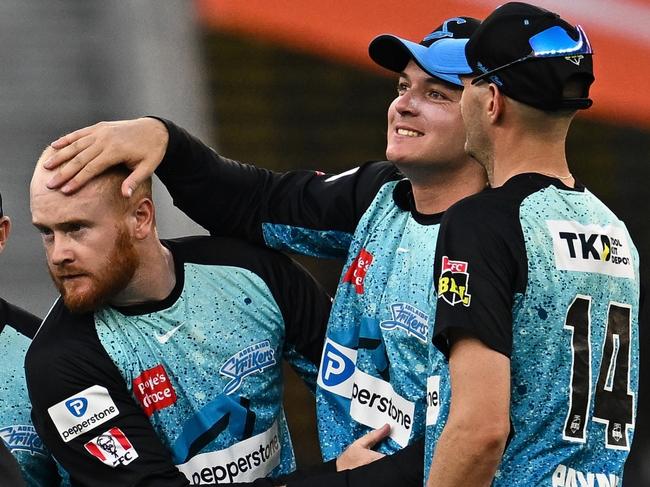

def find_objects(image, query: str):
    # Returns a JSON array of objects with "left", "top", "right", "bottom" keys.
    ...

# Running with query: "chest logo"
[
  {"left": 220, "top": 340, "right": 276, "bottom": 395},
  {"left": 132, "top": 364, "right": 177, "bottom": 416},
  {"left": 343, "top": 248, "right": 374, "bottom": 294},
  {"left": 380, "top": 303, "right": 429, "bottom": 342},
  {"left": 547, "top": 220, "right": 635, "bottom": 279},
  {"left": 155, "top": 322, "right": 186, "bottom": 344},
  {"left": 0, "top": 425, "right": 47, "bottom": 457},
  {"left": 438, "top": 256, "right": 472, "bottom": 307}
]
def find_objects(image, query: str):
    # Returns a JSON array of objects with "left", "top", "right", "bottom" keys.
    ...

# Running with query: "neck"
[
  {"left": 110, "top": 241, "right": 176, "bottom": 307},
  {"left": 489, "top": 127, "right": 573, "bottom": 188},
  {"left": 398, "top": 159, "right": 487, "bottom": 215}
]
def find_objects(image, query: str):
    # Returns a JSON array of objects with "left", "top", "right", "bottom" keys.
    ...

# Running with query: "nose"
[
  {"left": 394, "top": 90, "right": 420, "bottom": 116},
  {"left": 49, "top": 235, "right": 74, "bottom": 267}
]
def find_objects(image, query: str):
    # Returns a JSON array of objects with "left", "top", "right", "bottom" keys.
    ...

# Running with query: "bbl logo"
[{"left": 438, "top": 256, "right": 472, "bottom": 307}]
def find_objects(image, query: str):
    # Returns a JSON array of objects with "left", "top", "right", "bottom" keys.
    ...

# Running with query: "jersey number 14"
[{"left": 563, "top": 295, "right": 635, "bottom": 450}]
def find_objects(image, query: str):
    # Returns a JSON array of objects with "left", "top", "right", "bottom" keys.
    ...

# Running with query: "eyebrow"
[
  {"left": 398, "top": 72, "right": 449, "bottom": 88},
  {"left": 32, "top": 220, "right": 92, "bottom": 232}
]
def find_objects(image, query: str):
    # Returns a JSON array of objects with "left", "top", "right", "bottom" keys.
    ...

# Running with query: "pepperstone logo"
[
  {"left": 349, "top": 369, "right": 415, "bottom": 447},
  {"left": 84, "top": 427, "right": 139, "bottom": 468},
  {"left": 177, "top": 421, "right": 281, "bottom": 485},
  {"left": 220, "top": 340, "right": 276, "bottom": 395},
  {"left": 48, "top": 385, "right": 119, "bottom": 442},
  {"left": 342, "top": 248, "right": 373, "bottom": 294},
  {"left": 66, "top": 397, "right": 88, "bottom": 417},
  {"left": 0, "top": 425, "right": 47, "bottom": 457},
  {"left": 547, "top": 220, "right": 636, "bottom": 280},
  {"left": 438, "top": 256, "right": 472, "bottom": 307},
  {"left": 380, "top": 303, "right": 429, "bottom": 342},
  {"left": 317, "top": 338, "right": 357, "bottom": 398},
  {"left": 132, "top": 364, "right": 177, "bottom": 416}
]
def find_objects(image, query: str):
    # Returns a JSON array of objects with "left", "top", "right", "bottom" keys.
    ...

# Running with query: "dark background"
[{"left": 201, "top": 30, "right": 650, "bottom": 484}]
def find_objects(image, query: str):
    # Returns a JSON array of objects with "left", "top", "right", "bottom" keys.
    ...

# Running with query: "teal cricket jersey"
[
  {"left": 26, "top": 237, "right": 330, "bottom": 486},
  {"left": 426, "top": 174, "right": 640, "bottom": 486}
]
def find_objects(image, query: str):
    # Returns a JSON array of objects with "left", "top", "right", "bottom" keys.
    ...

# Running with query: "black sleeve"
[
  {"left": 280, "top": 438, "right": 424, "bottom": 487},
  {"left": 0, "top": 440, "right": 26, "bottom": 487},
  {"left": 0, "top": 298, "right": 41, "bottom": 339},
  {"left": 26, "top": 301, "right": 190, "bottom": 487},
  {"left": 153, "top": 118, "right": 400, "bottom": 250},
  {"left": 432, "top": 194, "right": 526, "bottom": 358},
  {"left": 270, "top": 254, "right": 331, "bottom": 385}
]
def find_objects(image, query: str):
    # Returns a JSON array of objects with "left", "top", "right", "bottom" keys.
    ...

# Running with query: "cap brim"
[{"left": 369, "top": 34, "right": 467, "bottom": 86}]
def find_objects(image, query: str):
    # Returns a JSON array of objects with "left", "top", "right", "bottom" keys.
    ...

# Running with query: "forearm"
[
  {"left": 155, "top": 119, "right": 401, "bottom": 256},
  {"left": 426, "top": 420, "right": 506, "bottom": 487}
]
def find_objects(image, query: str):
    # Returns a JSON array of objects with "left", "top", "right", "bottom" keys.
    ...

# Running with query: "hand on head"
[{"left": 45, "top": 118, "right": 168, "bottom": 197}]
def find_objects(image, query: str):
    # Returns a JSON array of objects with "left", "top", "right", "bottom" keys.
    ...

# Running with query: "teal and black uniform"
[
  {"left": 145, "top": 119, "right": 440, "bottom": 485},
  {"left": 427, "top": 174, "right": 641, "bottom": 485},
  {"left": 0, "top": 298, "right": 61, "bottom": 486},
  {"left": 26, "top": 237, "right": 330, "bottom": 486}
]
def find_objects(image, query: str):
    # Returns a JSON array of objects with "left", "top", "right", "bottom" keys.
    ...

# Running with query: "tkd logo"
[
  {"left": 559, "top": 232, "right": 629, "bottom": 265},
  {"left": 321, "top": 342, "right": 355, "bottom": 387},
  {"left": 65, "top": 397, "right": 88, "bottom": 418}
]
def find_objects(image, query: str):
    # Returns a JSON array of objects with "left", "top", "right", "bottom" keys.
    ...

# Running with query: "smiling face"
[
  {"left": 386, "top": 60, "right": 467, "bottom": 173},
  {"left": 30, "top": 164, "right": 139, "bottom": 313}
]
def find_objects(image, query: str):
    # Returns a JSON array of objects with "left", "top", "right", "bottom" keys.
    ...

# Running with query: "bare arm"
[{"left": 426, "top": 333, "right": 510, "bottom": 487}]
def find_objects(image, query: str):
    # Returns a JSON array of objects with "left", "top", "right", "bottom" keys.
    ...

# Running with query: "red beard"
[{"left": 49, "top": 226, "right": 139, "bottom": 314}]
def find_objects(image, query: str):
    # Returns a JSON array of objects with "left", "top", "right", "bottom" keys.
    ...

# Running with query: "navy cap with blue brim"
[
  {"left": 368, "top": 16, "right": 480, "bottom": 87},
  {"left": 427, "top": 2, "right": 595, "bottom": 111}
]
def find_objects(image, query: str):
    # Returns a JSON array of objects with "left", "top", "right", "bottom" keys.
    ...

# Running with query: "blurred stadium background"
[{"left": 0, "top": 0, "right": 646, "bottom": 484}]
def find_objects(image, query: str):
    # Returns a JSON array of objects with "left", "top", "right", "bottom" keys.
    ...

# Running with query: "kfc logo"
[{"left": 84, "top": 427, "right": 139, "bottom": 467}]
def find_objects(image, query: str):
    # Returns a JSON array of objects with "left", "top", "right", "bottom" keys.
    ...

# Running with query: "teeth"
[{"left": 397, "top": 128, "right": 422, "bottom": 137}]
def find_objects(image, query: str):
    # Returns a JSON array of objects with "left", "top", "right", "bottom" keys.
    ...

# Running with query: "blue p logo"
[
  {"left": 321, "top": 342, "right": 355, "bottom": 387},
  {"left": 65, "top": 397, "right": 88, "bottom": 417}
]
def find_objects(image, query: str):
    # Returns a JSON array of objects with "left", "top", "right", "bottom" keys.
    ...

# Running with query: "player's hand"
[
  {"left": 44, "top": 117, "right": 169, "bottom": 197},
  {"left": 335, "top": 424, "right": 390, "bottom": 471}
]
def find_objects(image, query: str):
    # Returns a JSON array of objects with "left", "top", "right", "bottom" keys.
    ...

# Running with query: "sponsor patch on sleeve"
[
  {"left": 547, "top": 220, "right": 636, "bottom": 279},
  {"left": 84, "top": 427, "right": 138, "bottom": 467},
  {"left": 438, "top": 256, "right": 472, "bottom": 307},
  {"left": 48, "top": 385, "right": 119, "bottom": 442}
]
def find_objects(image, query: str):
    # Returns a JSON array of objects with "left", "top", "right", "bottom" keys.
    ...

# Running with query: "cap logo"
[
  {"left": 423, "top": 17, "right": 466, "bottom": 42},
  {"left": 565, "top": 55, "right": 584, "bottom": 66}
]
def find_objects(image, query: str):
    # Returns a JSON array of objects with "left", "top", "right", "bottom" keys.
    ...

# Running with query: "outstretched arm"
[
  {"left": 46, "top": 118, "right": 401, "bottom": 258},
  {"left": 46, "top": 118, "right": 168, "bottom": 197}
]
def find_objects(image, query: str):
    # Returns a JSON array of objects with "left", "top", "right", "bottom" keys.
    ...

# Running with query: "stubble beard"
[{"left": 49, "top": 226, "right": 139, "bottom": 314}]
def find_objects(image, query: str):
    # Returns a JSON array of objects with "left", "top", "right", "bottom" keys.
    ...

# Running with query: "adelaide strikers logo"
[
  {"left": 438, "top": 256, "right": 472, "bottom": 307},
  {"left": 220, "top": 340, "right": 276, "bottom": 395}
]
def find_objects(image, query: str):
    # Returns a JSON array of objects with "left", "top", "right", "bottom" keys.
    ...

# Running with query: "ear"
[
  {"left": 130, "top": 198, "right": 155, "bottom": 240},
  {"left": 486, "top": 84, "right": 505, "bottom": 124},
  {"left": 0, "top": 216, "right": 11, "bottom": 253}
]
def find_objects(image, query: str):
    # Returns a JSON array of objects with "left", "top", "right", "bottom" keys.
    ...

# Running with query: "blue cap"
[{"left": 369, "top": 17, "right": 479, "bottom": 86}]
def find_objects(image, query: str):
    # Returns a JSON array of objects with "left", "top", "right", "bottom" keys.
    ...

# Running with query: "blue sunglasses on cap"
[{"left": 472, "top": 24, "right": 592, "bottom": 85}]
